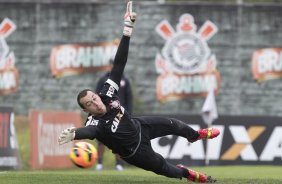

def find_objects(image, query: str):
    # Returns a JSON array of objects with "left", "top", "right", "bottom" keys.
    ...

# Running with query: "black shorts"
[{"left": 123, "top": 116, "right": 198, "bottom": 178}]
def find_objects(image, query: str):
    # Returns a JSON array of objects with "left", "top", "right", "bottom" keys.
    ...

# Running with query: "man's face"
[{"left": 80, "top": 91, "right": 107, "bottom": 116}]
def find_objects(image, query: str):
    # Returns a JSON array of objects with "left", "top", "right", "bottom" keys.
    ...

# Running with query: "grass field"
[
  {"left": 1, "top": 166, "right": 282, "bottom": 184},
  {"left": 8, "top": 116, "right": 282, "bottom": 184}
]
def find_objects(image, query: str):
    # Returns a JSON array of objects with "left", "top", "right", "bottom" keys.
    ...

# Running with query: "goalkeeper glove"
[
  {"left": 123, "top": 1, "right": 137, "bottom": 37},
  {"left": 58, "top": 127, "right": 76, "bottom": 145}
]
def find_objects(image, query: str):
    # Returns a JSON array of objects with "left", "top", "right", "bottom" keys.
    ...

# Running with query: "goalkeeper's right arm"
[{"left": 58, "top": 126, "right": 97, "bottom": 145}]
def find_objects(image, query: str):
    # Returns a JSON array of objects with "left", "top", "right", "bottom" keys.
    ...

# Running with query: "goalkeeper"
[{"left": 59, "top": 1, "right": 219, "bottom": 183}]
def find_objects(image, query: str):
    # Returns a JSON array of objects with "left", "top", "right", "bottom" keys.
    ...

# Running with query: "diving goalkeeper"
[{"left": 58, "top": 1, "right": 219, "bottom": 183}]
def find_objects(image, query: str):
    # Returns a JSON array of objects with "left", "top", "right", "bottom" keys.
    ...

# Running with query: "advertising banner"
[
  {"left": 0, "top": 18, "right": 19, "bottom": 95},
  {"left": 0, "top": 106, "right": 21, "bottom": 170},
  {"left": 252, "top": 48, "right": 282, "bottom": 83},
  {"left": 155, "top": 14, "right": 220, "bottom": 102},
  {"left": 50, "top": 40, "right": 119, "bottom": 78},
  {"left": 29, "top": 110, "right": 82, "bottom": 169},
  {"left": 151, "top": 115, "right": 282, "bottom": 166}
]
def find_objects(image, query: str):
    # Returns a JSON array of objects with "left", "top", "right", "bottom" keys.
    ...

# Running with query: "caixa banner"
[
  {"left": 0, "top": 106, "right": 21, "bottom": 170},
  {"left": 150, "top": 115, "right": 282, "bottom": 166},
  {"left": 29, "top": 110, "right": 82, "bottom": 169}
]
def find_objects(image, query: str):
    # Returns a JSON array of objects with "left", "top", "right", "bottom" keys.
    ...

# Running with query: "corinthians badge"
[{"left": 155, "top": 14, "right": 220, "bottom": 101}]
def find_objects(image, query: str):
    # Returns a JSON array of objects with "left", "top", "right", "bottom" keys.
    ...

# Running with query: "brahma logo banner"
[
  {"left": 0, "top": 18, "right": 19, "bottom": 95},
  {"left": 50, "top": 40, "right": 119, "bottom": 78},
  {"left": 151, "top": 115, "right": 282, "bottom": 166},
  {"left": 29, "top": 110, "right": 81, "bottom": 169},
  {"left": 252, "top": 48, "right": 282, "bottom": 82},
  {"left": 0, "top": 106, "right": 21, "bottom": 170},
  {"left": 155, "top": 14, "right": 220, "bottom": 102}
]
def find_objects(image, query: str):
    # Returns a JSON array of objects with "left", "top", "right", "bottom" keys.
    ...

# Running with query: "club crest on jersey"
[
  {"left": 155, "top": 13, "right": 221, "bottom": 102},
  {"left": 109, "top": 100, "right": 120, "bottom": 109}
]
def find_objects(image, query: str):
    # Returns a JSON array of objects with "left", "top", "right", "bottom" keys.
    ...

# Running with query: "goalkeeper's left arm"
[{"left": 107, "top": 1, "right": 136, "bottom": 90}]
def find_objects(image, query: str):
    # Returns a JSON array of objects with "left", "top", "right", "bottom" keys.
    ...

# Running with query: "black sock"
[
  {"left": 98, "top": 158, "right": 103, "bottom": 164},
  {"left": 181, "top": 167, "right": 189, "bottom": 178},
  {"left": 116, "top": 159, "right": 123, "bottom": 166},
  {"left": 189, "top": 131, "right": 200, "bottom": 142}
]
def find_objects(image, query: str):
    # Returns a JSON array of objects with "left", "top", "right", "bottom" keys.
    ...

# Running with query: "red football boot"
[
  {"left": 197, "top": 128, "right": 220, "bottom": 141},
  {"left": 177, "top": 164, "right": 216, "bottom": 183}
]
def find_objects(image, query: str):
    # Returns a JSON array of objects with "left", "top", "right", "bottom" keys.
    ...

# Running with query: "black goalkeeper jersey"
[
  {"left": 75, "top": 36, "right": 141, "bottom": 157},
  {"left": 76, "top": 79, "right": 141, "bottom": 158}
]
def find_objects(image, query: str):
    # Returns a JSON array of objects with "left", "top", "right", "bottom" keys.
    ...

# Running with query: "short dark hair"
[{"left": 77, "top": 89, "right": 92, "bottom": 109}]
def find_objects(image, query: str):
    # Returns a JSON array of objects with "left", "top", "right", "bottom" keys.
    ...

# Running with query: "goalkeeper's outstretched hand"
[
  {"left": 123, "top": 1, "right": 137, "bottom": 36},
  {"left": 58, "top": 127, "right": 76, "bottom": 145}
]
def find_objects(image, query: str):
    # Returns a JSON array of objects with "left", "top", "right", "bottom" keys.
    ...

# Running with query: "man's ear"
[{"left": 82, "top": 108, "right": 88, "bottom": 113}]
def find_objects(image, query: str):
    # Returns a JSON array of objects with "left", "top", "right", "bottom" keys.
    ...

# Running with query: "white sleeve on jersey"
[{"left": 106, "top": 78, "right": 119, "bottom": 91}]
